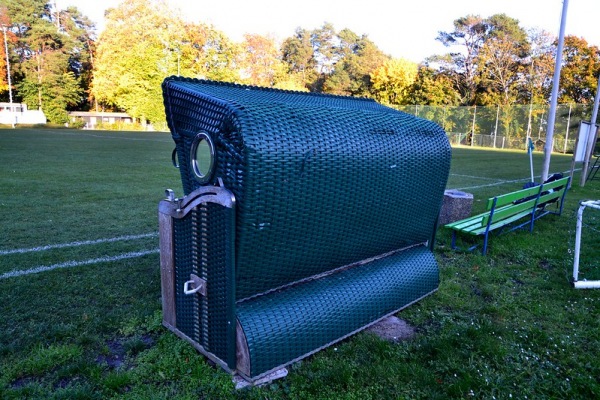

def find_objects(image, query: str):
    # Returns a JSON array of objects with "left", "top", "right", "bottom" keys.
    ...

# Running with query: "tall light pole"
[
  {"left": 2, "top": 25, "right": 14, "bottom": 128},
  {"left": 541, "top": 0, "right": 569, "bottom": 182}
]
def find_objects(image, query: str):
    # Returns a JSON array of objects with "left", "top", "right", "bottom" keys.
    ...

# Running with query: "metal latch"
[{"left": 183, "top": 274, "right": 207, "bottom": 296}]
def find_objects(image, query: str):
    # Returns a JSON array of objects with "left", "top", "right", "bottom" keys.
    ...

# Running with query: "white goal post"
[{"left": 573, "top": 200, "right": 600, "bottom": 289}]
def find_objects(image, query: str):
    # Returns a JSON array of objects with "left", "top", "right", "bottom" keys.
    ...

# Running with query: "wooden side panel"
[
  {"left": 236, "top": 320, "right": 251, "bottom": 377},
  {"left": 159, "top": 210, "right": 176, "bottom": 327}
]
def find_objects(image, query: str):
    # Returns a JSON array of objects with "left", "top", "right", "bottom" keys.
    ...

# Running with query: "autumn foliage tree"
[
  {"left": 92, "top": 0, "right": 185, "bottom": 125},
  {"left": 436, "top": 15, "right": 487, "bottom": 105},
  {"left": 240, "top": 33, "right": 284, "bottom": 87},
  {"left": 92, "top": 0, "right": 246, "bottom": 126},
  {"left": 3, "top": 0, "right": 91, "bottom": 122},
  {"left": 2, "top": 2, "right": 600, "bottom": 130},
  {"left": 406, "top": 66, "right": 459, "bottom": 106},
  {"left": 559, "top": 36, "right": 600, "bottom": 104},
  {"left": 0, "top": 6, "right": 12, "bottom": 95},
  {"left": 370, "top": 58, "right": 418, "bottom": 106},
  {"left": 182, "top": 22, "right": 239, "bottom": 83},
  {"left": 281, "top": 27, "right": 316, "bottom": 88}
]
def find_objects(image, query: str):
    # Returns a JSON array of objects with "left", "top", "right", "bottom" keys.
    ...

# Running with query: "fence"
[{"left": 396, "top": 104, "right": 595, "bottom": 153}]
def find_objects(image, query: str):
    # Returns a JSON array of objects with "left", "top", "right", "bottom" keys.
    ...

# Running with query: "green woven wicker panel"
[
  {"left": 163, "top": 77, "right": 451, "bottom": 300},
  {"left": 172, "top": 203, "right": 235, "bottom": 367},
  {"left": 236, "top": 245, "right": 439, "bottom": 378},
  {"left": 203, "top": 202, "right": 235, "bottom": 366},
  {"left": 173, "top": 215, "right": 196, "bottom": 341}
]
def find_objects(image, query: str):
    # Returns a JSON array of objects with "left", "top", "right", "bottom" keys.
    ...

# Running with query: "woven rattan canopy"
[{"left": 160, "top": 77, "right": 451, "bottom": 381}]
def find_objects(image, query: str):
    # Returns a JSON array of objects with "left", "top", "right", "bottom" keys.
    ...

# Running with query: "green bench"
[{"left": 445, "top": 176, "right": 570, "bottom": 255}]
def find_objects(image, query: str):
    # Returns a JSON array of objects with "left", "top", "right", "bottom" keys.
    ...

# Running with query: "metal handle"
[
  {"left": 183, "top": 274, "right": 207, "bottom": 296},
  {"left": 171, "top": 148, "right": 179, "bottom": 169}
]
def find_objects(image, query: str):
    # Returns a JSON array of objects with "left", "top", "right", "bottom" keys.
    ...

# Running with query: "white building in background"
[
  {"left": 0, "top": 102, "right": 47, "bottom": 125},
  {"left": 68, "top": 111, "right": 134, "bottom": 129},
  {"left": 0, "top": 102, "right": 46, "bottom": 125}
]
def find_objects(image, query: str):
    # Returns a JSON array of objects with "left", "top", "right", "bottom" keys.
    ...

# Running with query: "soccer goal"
[{"left": 573, "top": 200, "right": 600, "bottom": 289}]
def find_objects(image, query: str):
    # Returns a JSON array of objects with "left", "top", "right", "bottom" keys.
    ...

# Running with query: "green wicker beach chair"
[{"left": 159, "top": 77, "right": 451, "bottom": 382}]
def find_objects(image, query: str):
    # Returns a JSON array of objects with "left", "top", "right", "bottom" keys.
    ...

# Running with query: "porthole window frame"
[{"left": 190, "top": 132, "right": 216, "bottom": 184}]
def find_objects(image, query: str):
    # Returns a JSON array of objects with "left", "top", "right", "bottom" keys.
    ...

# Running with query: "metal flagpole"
[
  {"left": 528, "top": 138, "right": 535, "bottom": 183},
  {"left": 541, "top": 0, "right": 569, "bottom": 182}
]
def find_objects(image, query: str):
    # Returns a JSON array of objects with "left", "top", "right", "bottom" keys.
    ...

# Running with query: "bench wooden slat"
[
  {"left": 486, "top": 185, "right": 542, "bottom": 209},
  {"left": 454, "top": 208, "right": 534, "bottom": 235},
  {"left": 483, "top": 198, "right": 538, "bottom": 226},
  {"left": 471, "top": 210, "right": 535, "bottom": 235},
  {"left": 537, "top": 190, "right": 565, "bottom": 206},
  {"left": 444, "top": 214, "right": 485, "bottom": 230},
  {"left": 540, "top": 177, "right": 569, "bottom": 191}
]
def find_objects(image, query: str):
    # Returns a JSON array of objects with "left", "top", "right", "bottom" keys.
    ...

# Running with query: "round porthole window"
[{"left": 190, "top": 132, "right": 215, "bottom": 184}]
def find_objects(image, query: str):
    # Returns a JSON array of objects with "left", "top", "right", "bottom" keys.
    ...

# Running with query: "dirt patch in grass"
[
  {"left": 366, "top": 316, "right": 416, "bottom": 342},
  {"left": 96, "top": 335, "right": 154, "bottom": 369},
  {"left": 10, "top": 375, "right": 36, "bottom": 389}
]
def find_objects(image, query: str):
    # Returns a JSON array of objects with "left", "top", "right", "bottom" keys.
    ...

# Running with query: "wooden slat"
[
  {"left": 471, "top": 210, "right": 534, "bottom": 235},
  {"left": 445, "top": 213, "right": 485, "bottom": 230},
  {"left": 486, "top": 185, "right": 541, "bottom": 209},
  {"left": 483, "top": 198, "right": 538, "bottom": 225},
  {"left": 159, "top": 210, "right": 176, "bottom": 327},
  {"left": 541, "top": 177, "right": 569, "bottom": 191},
  {"left": 538, "top": 190, "right": 564, "bottom": 205},
  {"left": 236, "top": 320, "right": 251, "bottom": 377}
]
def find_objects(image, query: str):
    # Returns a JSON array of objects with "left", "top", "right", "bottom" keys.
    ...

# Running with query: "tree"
[
  {"left": 370, "top": 58, "right": 418, "bottom": 106},
  {"left": 0, "top": 6, "right": 13, "bottom": 95},
  {"left": 93, "top": 0, "right": 243, "bottom": 126},
  {"left": 310, "top": 22, "right": 337, "bottom": 75},
  {"left": 281, "top": 27, "right": 316, "bottom": 88},
  {"left": 476, "top": 15, "right": 530, "bottom": 140},
  {"left": 321, "top": 29, "right": 389, "bottom": 96},
  {"left": 280, "top": 23, "right": 389, "bottom": 95},
  {"left": 272, "top": 73, "right": 308, "bottom": 92},
  {"left": 407, "top": 66, "right": 460, "bottom": 106},
  {"left": 239, "top": 33, "right": 284, "bottom": 87},
  {"left": 436, "top": 15, "right": 487, "bottom": 105},
  {"left": 183, "top": 22, "right": 240, "bottom": 82},
  {"left": 5, "top": 0, "right": 89, "bottom": 122},
  {"left": 58, "top": 6, "right": 96, "bottom": 111},
  {"left": 523, "top": 28, "right": 555, "bottom": 104},
  {"left": 519, "top": 28, "right": 555, "bottom": 140},
  {"left": 476, "top": 14, "right": 529, "bottom": 106},
  {"left": 92, "top": 0, "right": 186, "bottom": 125},
  {"left": 559, "top": 36, "right": 600, "bottom": 104}
]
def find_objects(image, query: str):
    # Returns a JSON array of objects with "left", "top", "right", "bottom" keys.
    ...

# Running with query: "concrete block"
[{"left": 439, "top": 189, "right": 474, "bottom": 226}]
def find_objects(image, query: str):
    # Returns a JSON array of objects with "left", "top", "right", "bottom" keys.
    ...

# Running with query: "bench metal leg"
[
  {"left": 482, "top": 231, "right": 489, "bottom": 255},
  {"left": 529, "top": 213, "right": 536, "bottom": 232}
]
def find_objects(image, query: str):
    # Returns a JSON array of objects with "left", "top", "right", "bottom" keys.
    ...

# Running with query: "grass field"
[{"left": 1, "top": 128, "right": 600, "bottom": 399}]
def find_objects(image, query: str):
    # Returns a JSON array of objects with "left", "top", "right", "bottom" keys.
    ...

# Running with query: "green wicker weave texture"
[
  {"left": 162, "top": 77, "right": 451, "bottom": 300},
  {"left": 173, "top": 215, "right": 195, "bottom": 340},
  {"left": 173, "top": 203, "right": 235, "bottom": 367},
  {"left": 236, "top": 245, "right": 439, "bottom": 378}
]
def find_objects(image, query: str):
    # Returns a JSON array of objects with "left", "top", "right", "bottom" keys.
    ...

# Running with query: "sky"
[{"left": 69, "top": 0, "right": 600, "bottom": 63}]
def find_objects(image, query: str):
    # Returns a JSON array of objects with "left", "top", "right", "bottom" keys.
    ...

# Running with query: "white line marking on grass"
[
  {"left": 84, "top": 133, "right": 172, "bottom": 142},
  {"left": 37, "top": 130, "right": 172, "bottom": 143},
  {"left": 456, "top": 177, "right": 530, "bottom": 190},
  {"left": 0, "top": 233, "right": 158, "bottom": 256},
  {"left": 450, "top": 174, "right": 502, "bottom": 182},
  {"left": 455, "top": 168, "right": 579, "bottom": 191},
  {"left": 0, "top": 249, "right": 159, "bottom": 280}
]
